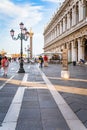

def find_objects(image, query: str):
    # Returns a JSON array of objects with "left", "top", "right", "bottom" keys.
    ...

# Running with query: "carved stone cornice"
[
  {"left": 44, "top": 0, "right": 87, "bottom": 52},
  {"left": 44, "top": 0, "right": 75, "bottom": 34},
  {"left": 44, "top": 19, "right": 87, "bottom": 48}
]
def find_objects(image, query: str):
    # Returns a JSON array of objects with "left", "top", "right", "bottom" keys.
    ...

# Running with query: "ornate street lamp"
[
  {"left": 10, "top": 22, "right": 29, "bottom": 73},
  {"left": 25, "top": 45, "right": 30, "bottom": 63}
]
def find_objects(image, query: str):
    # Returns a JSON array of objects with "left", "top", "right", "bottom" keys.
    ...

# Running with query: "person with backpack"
[
  {"left": 0, "top": 54, "right": 2, "bottom": 69},
  {"left": 0, "top": 54, "right": 2, "bottom": 68},
  {"left": 1, "top": 56, "right": 9, "bottom": 76},
  {"left": 39, "top": 55, "right": 43, "bottom": 68},
  {"left": 0, "top": 54, "right": 2, "bottom": 74}
]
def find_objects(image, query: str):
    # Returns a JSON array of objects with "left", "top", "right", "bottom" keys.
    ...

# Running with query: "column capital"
[
  {"left": 81, "top": 0, "right": 86, "bottom": 6},
  {"left": 67, "top": 43, "right": 71, "bottom": 50},
  {"left": 29, "top": 28, "right": 34, "bottom": 37},
  {"left": 78, "top": 37, "right": 85, "bottom": 47}
]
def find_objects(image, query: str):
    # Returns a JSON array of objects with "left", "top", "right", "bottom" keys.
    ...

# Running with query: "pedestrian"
[
  {"left": 0, "top": 54, "right": 2, "bottom": 69},
  {"left": 1, "top": 56, "right": 9, "bottom": 76},
  {"left": 39, "top": 56, "right": 43, "bottom": 68},
  {"left": 0, "top": 54, "right": 2, "bottom": 74},
  {"left": 43, "top": 55, "right": 48, "bottom": 67}
]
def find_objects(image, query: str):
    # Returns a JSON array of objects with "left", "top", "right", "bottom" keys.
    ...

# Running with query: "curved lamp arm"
[
  {"left": 10, "top": 23, "right": 29, "bottom": 41},
  {"left": 11, "top": 33, "right": 29, "bottom": 41},
  {"left": 12, "top": 34, "right": 20, "bottom": 40}
]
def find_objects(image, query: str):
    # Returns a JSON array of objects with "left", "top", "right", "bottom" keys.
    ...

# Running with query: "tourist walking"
[
  {"left": 0, "top": 54, "right": 2, "bottom": 68},
  {"left": 39, "top": 56, "right": 43, "bottom": 68},
  {"left": 43, "top": 55, "right": 48, "bottom": 67},
  {"left": 0, "top": 54, "right": 2, "bottom": 74},
  {"left": 1, "top": 56, "right": 9, "bottom": 76}
]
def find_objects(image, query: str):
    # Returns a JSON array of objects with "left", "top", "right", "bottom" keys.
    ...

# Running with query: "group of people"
[
  {"left": 0, "top": 55, "right": 9, "bottom": 76},
  {"left": 0, "top": 54, "right": 48, "bottom": 76},
  {"left": 39, "top": 55, "right": 48, "bottom": 68}
]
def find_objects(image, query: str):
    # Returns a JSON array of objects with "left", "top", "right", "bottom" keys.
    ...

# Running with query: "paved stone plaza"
[
  {"left": 42, "top": 63, "right": 87, "bottom": 128},
  {"left": 0, "top": 62, "right": 87, "bottom": 130}
]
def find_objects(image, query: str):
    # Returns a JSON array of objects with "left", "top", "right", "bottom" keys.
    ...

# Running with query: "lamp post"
[
  {"left": 10, "top": 22, "right": 29, "bottom": 73},
  {"left": 25, "top": 45, "right": 30, "bottom": 63}
]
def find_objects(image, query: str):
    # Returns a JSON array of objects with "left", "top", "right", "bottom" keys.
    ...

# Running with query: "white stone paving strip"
[
  {"left": 0, "top": 74, "right": 28, "bottom": 130},
  {"left": 37, "top": 65, "right": 87, "bottom": 130},
  {"left": 0, "top": 75, "right": 15, "bottom": 90},
  {"left": 28, "top": 65, "right": 30, "bottom": 69}
]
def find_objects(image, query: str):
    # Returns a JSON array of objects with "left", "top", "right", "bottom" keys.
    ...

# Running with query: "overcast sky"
[{"left": 0, "top": 0, "right": 64, "bottom": 56}]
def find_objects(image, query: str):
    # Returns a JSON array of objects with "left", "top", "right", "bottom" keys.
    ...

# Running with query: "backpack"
[{"left": 5, "top": 60, "right": 9, "bottom": 67}]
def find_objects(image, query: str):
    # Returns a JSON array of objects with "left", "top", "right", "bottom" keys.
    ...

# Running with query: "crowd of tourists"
[{"left": 0, "top": 53, "right": 49, "bottom": 76}]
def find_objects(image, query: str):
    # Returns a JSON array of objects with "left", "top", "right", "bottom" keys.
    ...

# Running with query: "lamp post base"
[
  {"left": 18, "top": 68, "right": 25, "bottom": 73},
  {"left": 18, "top": 59, "right": 25, "bottom": 73}
]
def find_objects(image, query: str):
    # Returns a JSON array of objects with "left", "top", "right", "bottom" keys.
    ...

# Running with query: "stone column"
[
  {"left": 57, "top": 24, "right": 60, "bottom": 36},
  {"left": 52, "top": 30, "right": 53, "bottom": 40},
  {"left": 68, "top": 43, "right": 71, "bottom": 62},
  {"left": 76, "top": 4, "right": 79, "bottom": 24},
  {"left": 82, "top": 0, "right": 87, "bottom": 18},
  {"left": 55, "top": 27, "right": 57, "bottom": 38},
  {"left": 65, "top": 15, "right": 67, "bottom": 31},
  {"left": 67, "top": 12, "right": 70, "bottom": 29},
  {"left": 50, "top": 32, "right": 51, "bottom": 41},
  {"left": 63, "top": 17, "right": 66, "bottom": 32},
  {"left": 29, "top": 28, "right": 34, "bottom": 59},
  {"left": 79, "top": 0, "right": 86, "bottom": 20},
  {"left": 70, "top": 10, "right": 72, "bottom": 27},
  {"left": 72, "top": 5, "right": 76, "bottom": 26},
  {"left": 71, "top": 40, "right": 76, "bottom": 61},
  {"left": 52, "top": 31, "right": 53, "bottom": 40},
  {"left": 60, "top": 21, "right": 63, "bottom": 34},
  {"left": 79, "top": 0, "right": 83, "bottom": 21},
  {"left": 53, "top": 29, "right": 55, "bottom": 39},
  {"left": 56, "top": 25, "right": 58, "bottom": 37},
  {"left": 78, "top": 38, "right": 82, "bottom": 61}
]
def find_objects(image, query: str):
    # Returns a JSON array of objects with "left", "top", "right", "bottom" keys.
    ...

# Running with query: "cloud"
[
  {"left": 42, "top": 0, "right": 64, "bottom": 3},
  {"left": 0, "top": 0, "right": 64, "bottom": 55},
  {"left": 0, "top": 0, "right": 43, "bottom": 28},
  {"left": 0, "top": 0, "right": 45, "bottom": 55}
]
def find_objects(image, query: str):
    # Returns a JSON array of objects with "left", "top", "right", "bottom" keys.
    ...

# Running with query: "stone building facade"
[{"left": 43, "top": 0, "right": 87, "bottom": 62}]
